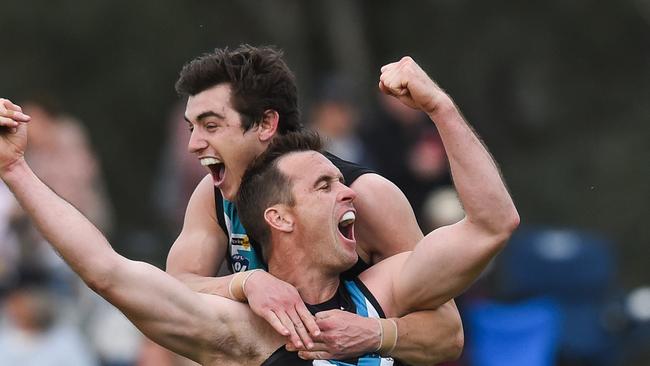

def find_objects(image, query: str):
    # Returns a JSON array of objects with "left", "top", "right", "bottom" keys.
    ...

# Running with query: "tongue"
[{"left": 217, "top": 165, "right": 225, "bottom": 182}]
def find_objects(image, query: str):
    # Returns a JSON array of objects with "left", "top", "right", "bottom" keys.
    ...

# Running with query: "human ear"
[
  {"left": 264, "top": 205, "right": 293, "bottom": 233},
  {"left": 258, "top": 109, "right": 279, "bottom": 142}
]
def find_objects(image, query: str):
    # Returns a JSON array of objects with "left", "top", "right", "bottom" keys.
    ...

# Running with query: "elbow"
[
  {"left": 489, "top": 205, "right": 520, "bottom": 250},
  {"left": 85, "top": 258, "right": 121, "bottom": 297},
  {"left": 500, "top": 207, "right": 520, "bottom": 240},
  {"left": 437, "top": 314, "right": 465, "bottom": 363},
  {"left": 420, "top": 325, "right": 464, "bottom": 365},
  {"left": 506, "top": 205, "right": 521, "bottom": 233},
  {"left": 448, "top": 325, "right": 465, "bottom": 361}
]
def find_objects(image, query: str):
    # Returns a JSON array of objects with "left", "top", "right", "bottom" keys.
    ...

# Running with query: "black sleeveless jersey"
[
  {"left": 260, "top": 278, "right": 402, "bottom": 366},
  {"left": 214, "top": 152, "right": 376, "bottom": 275}
]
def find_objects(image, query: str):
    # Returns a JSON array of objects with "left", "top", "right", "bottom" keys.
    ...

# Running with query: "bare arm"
[
  {"left": 166, "top": 174, "right": 231, "bottom": 293},
  {"left": 0, "top": 158, "right": 253, "bottom": 364},
  {"left": 353, "top": 174, "right": 464, "bottom": 364},
  {"left": 377, "top": 57, "right": 519, "bottom": 315},
  {"left": 393, "top": 302, "right": 464, "bottom": 365}
]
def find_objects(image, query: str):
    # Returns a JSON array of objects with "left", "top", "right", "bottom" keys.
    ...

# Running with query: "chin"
[{"left": 341, "top": 254, "right": 358, "bottom": 271}]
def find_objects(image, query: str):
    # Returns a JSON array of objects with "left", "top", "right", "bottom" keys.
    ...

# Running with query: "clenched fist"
[
  {"left": 0, "top": 98, "right": 31, "bottom": 175},
  {"left": 379, "top": 57, "right": 454, "bottom": 116}
]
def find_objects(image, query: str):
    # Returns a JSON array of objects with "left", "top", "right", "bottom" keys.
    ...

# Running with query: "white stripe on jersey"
[
  {"left": 366, "top": 298, "right": 380, "bottom": 318},
  {"left": 312, "top": 361, "right": 335, "bottom": 365}
]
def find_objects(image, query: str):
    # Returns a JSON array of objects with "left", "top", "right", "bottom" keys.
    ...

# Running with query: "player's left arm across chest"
[{"left": 352, "top": 173, "right": 464, "bottom": 365}]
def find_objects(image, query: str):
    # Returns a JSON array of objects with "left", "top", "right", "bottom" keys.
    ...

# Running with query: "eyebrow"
[{"left": 184, "top": 110, "right": 226, "bottom": 123}]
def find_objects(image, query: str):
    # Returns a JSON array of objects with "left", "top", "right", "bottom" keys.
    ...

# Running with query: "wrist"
[
  {"left": 0, "top": 157, "right": 29, "bottom": 182},
  {"left": 228, "top": 269, "right": 264, "bottom": 302},
  {"left": 242, "top": 269, "right": 264, "bottom": 297},
  {"left": 426, "top": 97, "right": 457, "bottom": 122},
  {"left": 375, "top": 318, "right": 398, "bottom": 356}
]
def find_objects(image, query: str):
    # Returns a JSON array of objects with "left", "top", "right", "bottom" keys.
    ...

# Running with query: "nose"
[
  {"left": 187, "top": 129, "right": 208, "bottom": 154},
  {"left": 337, "top": 183, "right": 357, "bottom": 204}
]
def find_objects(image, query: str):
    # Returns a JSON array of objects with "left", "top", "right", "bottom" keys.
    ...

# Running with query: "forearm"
[
  {"left": 390, "top": 301, "right": 463, "bottom": 366},
  {"left": 1, "top": 159, "right": 116, "bottom": 285},
  {"left": 170, "top": 271, "right": 234, "bottom": 297},
  {"left": 169, "top": 269, "right": 279, "bottom": 308},
  {"left": 429, "top": 103, "right": 519, "bottom": 234},
  {"left": 1, "top": 161, "right": 238, "bottom": 360}
]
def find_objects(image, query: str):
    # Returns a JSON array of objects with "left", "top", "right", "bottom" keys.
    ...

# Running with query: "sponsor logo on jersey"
[
  {"left": 231, "top": 233, "right": 251, "bottom": 250},
  {"left": 231, "top": 254, "right": 250, "bottom": 272}
]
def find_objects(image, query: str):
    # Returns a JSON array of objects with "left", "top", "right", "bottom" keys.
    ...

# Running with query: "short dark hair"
[
  {"left": 175, "top": 44, "right": 302, "bottom": 134},
  {"left": 237, "top": 130, "right": 323, "bottom": 259}
]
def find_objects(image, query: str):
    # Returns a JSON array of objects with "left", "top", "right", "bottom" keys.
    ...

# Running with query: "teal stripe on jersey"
[
  {"left": 344, "top": 280, "right": 369, "bottom": 317},
  {"left": 357, "top": 358, "right": 382, "bottom": 366},
  {"left": 223, "top": 199, "right": 263, "bottom": 271},
  {"left": 314, "top": 360, "right": 381, "bottom": 366},
  {"left": 339, "top": 281, "right": 392, "bottom": 366}
]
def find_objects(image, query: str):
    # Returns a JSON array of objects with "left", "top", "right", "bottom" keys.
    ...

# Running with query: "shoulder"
[
  {"left": 350, "top": 173, "right": 423, "bottom": 262},
  {"left": 186, "top": 175, "right": 218, "bottom": 217},
  {"left": 349, "top": 172, "right": 398, "bottom": 196}
]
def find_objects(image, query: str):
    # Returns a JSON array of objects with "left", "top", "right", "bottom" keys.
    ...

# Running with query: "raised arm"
[
  {"left": 374, "top": 57, "right": 519, "bottom": 316},
  {"left": 0, "top": 120, "right": 255, "bottom": 364}
]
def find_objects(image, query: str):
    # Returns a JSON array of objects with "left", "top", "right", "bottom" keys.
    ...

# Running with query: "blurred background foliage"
[{"left": 1, "top": 0, "right": 648, "bottom": 285}]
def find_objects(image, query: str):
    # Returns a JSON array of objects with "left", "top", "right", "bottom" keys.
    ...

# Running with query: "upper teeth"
[
  {"left": 339, "top": 211, "right": 356, "bottom": 225},
  {"left": 200, "top": 157, "right": 221, "bottom": 166}
]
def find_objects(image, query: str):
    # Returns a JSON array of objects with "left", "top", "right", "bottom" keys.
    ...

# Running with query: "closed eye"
[{"left": 320, "top": 182, "right": 331, "bottom": 191}]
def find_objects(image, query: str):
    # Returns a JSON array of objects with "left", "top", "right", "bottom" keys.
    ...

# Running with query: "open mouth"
[
  {"left": 200, "top": 157, "right": 226, "bottom": 186},
  {"left": 338, "top": 210, "right": 356, "bottom": 241}
]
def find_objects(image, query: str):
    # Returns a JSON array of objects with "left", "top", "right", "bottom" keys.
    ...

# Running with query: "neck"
[{"left": 268, "top": 240, "right": 340, "bottom": 304}]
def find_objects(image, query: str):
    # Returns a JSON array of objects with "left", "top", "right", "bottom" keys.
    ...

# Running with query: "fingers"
[
  {"left": 263, "top": 310, "right": 290, "bottom": 337},
  {"left": 264, "top": 308, "right": 315, "bottom": 349},
  {"left": 380, "top": 62, "right": 397, "bottom": 73},
  {"left": 287, "top": 308, "right": 314, "bottom": 349},
  {"left": 378, "top": 80, "right": 391, "bottom": 95},
  {"left": 0, "top": 98, "right": 21, "bottom": 111},
  {"left": 287, "top": 341, "right": 326, "bottom": 352},
  {"left": 379, "top": 65, "right": 408, "bottom": 97},
  {"left": 0, "top": 99, "right": 31, "bottom": 123},
  {"left": 298, "top": 350, "right": 334, "bottom": 360},
  {"left": 297, "top": 304, "right": 321, "bottom": 337},
  {"left": 0, "top": 117, "right": 20, "bottom": 128},
  {"left": 275, "top": 310, "right": 304, "bottom": 349},
  {"left": 315, "top": 309, "right": 336, "bottom": 320}
]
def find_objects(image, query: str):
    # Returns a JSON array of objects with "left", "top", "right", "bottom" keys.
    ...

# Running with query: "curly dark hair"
[
  {"left": 175, "top": 44, "right": 302, "bottom": 134},
  {"left": 236, "top": 130, "right": 323, "bottom": 259}
]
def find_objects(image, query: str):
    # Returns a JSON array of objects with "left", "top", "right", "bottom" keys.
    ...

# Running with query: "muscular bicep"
[
  {"left": 351, "top": 174, "right": 423, "bottom": 262},
  {"left": 167, "top": 175, "right": 228, "bottom": 278},
  {"left": 104, "top": 258, "right": 251, "bottom": 363},
  {"left": 393, "top": 219, "right": 504, "bottom": 313}
]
